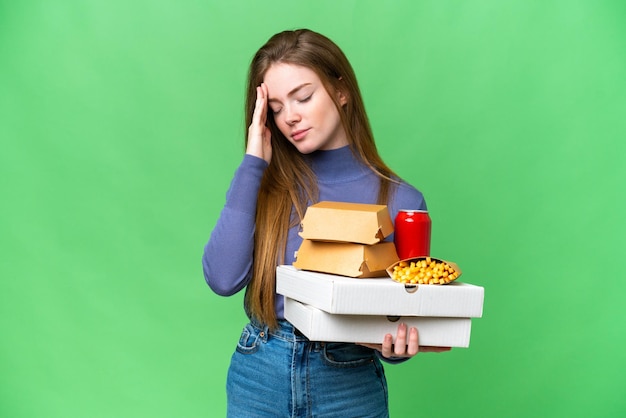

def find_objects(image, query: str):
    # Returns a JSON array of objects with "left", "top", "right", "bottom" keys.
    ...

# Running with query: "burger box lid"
[
  {"left": 276, "top": 265, "right": 484, "bottom": 318},
  {"left": 284, "top": 297, "right": 473, "bottom": 347},
  {"left": 292, "top": 239, "right": 399, "bottom": 278},
  {"left": 298, "top": 201, "right": 394, "bottom": 245}
]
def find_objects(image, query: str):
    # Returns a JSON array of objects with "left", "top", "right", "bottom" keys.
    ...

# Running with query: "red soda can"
[{"left": 394, "top": 210, "right": 431, "bottom": 259}]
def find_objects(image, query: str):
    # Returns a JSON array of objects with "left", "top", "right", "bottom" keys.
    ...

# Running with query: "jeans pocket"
[
  {"left": 235, "top": 324, "right": 262, "bottom": 355},
  {"left": 321, "top": 342, "right": 376, "bottom": 368}
]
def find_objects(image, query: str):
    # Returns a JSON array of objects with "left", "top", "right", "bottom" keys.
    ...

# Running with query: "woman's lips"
[{"left": 291, "top": 128, "right": 310, "bottom": 141}]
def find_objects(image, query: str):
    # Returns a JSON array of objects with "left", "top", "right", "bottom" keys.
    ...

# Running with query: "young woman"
[{"left": 203, "top": 29, "right": 449, "bottom": 417}]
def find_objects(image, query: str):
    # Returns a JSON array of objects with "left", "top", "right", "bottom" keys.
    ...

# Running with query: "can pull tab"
[{"left": 404, "top": 284, "right": 418, "bottom": 294}]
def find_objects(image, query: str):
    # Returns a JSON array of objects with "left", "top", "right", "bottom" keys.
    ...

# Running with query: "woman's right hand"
[{"left": 246, "top": 83, "right": 272, "bottom": 164}]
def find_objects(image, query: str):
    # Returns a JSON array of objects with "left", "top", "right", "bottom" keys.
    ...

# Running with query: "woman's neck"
[{"left": 305, "top": 145, "right": 370, "bottom": 183}]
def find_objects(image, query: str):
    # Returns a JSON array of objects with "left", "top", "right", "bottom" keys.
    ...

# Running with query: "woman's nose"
[{"left": 284, "top": 106, "right": 301, "bottom": 125}]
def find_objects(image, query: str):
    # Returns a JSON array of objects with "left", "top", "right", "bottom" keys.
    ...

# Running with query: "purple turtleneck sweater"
[{"left": 202, "top": 145, "right": 426, "bottom": 320}]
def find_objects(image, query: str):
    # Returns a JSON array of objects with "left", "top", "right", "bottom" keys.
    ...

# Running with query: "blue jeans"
[{"left": 226, "top": 319, "right": 389, "bottom": 417}]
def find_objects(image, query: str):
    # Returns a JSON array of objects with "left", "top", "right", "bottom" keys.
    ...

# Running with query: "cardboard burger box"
[
  {"left": 293, "top": 201, "right": 398, "bottom": 278},
  {"left": 293, "top": 240, "right": 399, "bottom": 278},
  {"left": 298, "top": 201, "right": 394, "bottom": 244},
  {"left": 284, "top": 297, "right": 473, "bottom": 347}
]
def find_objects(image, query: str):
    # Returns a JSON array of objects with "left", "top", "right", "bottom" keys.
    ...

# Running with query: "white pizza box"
[
  {"left": 276, "top": 265, "right": 484, "bottom": 318},
  {"left": 285, "top": 297, "right": 473, "bottom": 347}
]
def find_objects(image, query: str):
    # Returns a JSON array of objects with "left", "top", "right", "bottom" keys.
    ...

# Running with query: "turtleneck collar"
[{"left": 304, "top": 145, "right": 371, "bottom": 184}]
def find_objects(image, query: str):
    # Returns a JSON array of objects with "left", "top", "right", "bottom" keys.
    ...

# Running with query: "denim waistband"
[{"left": 249, "top": 317, "right": 310, "bottom": 343}]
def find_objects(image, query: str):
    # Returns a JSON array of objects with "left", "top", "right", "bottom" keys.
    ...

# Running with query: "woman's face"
[{"left": 264, "top": 63, "right": 348, "bottom": 154}]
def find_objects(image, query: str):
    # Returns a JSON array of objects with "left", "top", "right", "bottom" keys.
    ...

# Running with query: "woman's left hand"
[{"left": 358, "top": 323, "right": 452, "bottom": 359}]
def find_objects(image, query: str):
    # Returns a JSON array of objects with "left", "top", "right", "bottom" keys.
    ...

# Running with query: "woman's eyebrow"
[{"left": 268, "top": 83, "right": 312, "bottom": 103}]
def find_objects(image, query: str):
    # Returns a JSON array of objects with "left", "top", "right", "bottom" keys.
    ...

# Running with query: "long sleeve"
[{"left": 202, "top": 154, "right": 268, "bottom": 296}]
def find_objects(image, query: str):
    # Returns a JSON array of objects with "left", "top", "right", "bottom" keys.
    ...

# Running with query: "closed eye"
[{"left": 297, "top": 94, "right": 312, "bottom": 103}]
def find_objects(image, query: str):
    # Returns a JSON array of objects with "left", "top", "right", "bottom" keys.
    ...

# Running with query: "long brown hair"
[{"left": 244, "top": 29, "right": 398, "bottom": 328}]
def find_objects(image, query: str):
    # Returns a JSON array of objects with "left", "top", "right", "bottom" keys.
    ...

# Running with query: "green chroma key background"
[{"left": 1, "top": 1, "right": 625, "bottom": 417}]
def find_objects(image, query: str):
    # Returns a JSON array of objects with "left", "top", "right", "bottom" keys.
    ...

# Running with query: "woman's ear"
[
  {"left": 336, "top": 77, "right": 348, "bottom": 106},
  {"left": 337, "top": 89, "right": 348, "bottom": 106}
]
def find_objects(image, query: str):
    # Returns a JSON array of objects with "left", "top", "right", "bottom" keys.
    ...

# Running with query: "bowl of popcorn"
[{"left": 386, "top": 256, "right": 462, "bottom": 285}]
